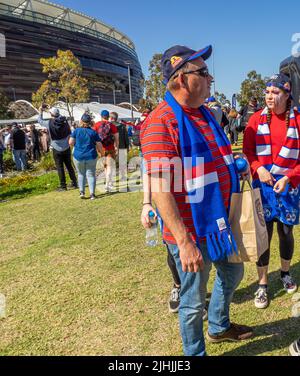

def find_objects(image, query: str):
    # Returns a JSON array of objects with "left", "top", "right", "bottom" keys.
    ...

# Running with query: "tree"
[
  {"left": 237, "top": 70, "right": 269, "bottom": 107},
  {"left": 0, "top": 89, "right": 14, "bottom": 119},
  {"left": 144, "top": 53, "right": 166, "bottom": 108},
  {"left": 215, "top": 91, "right": 231, "bottom": 107},
  {"left": 138, "top": 97, "right": 153, "bottom": 112},
  {"left": 32, "top": 50, "right": 89, "bottom": 120}
]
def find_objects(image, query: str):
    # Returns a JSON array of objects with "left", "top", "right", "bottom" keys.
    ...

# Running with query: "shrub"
[
  {"left": 0, "top": 173, "right": 34, "bottom": 187},
  {"left": 127, "top": 147, "right": 140, "bottom": 162},
  {"left": 3, "top": 151, "right": 15, "bottom": 171},
  {"left": 0, "top": 172, "right": 58, "bottom": 201},
  {"left": 38, "top": 152, "right": 56, "bottom": 172}
]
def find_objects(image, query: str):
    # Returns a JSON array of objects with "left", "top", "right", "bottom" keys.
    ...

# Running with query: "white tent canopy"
[
  {"left": 55, "top": 102, "right": 141, "bottom": 123},
  {"left": 0, "top": 103, "right": 141, "bottom": 127}
]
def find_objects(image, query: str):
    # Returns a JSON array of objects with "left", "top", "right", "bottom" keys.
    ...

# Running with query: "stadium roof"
[{"left": 0, "top": 0, "right": 136, "bottom": 55}]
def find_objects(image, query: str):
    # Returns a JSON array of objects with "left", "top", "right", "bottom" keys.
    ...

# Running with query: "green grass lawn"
[{"left": 0, "top": 138, "right": 299, "bottom": 355}]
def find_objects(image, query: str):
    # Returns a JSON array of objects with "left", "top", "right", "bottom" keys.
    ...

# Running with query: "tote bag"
[{"left": 228, "top": 179, "right": 269, "bottom": 263}]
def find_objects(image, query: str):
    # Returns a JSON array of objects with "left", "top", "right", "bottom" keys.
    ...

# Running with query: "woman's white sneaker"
[
  {"left": 254, "top": 287, "right": 269, "bottom": 309},
  {"left": 281, "top": 274, "right": 297, "bottom": 294},
  {"left": 289, "top": 338, "right": 300, "bottom": 356}
]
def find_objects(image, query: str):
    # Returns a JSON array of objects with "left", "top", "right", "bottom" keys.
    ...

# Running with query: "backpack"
[
  {"left": 117, "top": 123, "right": 129, "bottom": 149},
  {"left": 132, "top": 126, "right": 141, "bottom": 147},
  {"left": 97, "top": 122, "right": 114, "bottom": 147}
]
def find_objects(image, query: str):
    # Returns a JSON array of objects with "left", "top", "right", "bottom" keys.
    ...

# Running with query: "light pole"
[
  {"left": 11, "top": 87, "right": 16, "bottom": 102},
  {"left": 125, "top": 61, "right": 133, "bottom": 120},
  {"left": 112, "top": 87, "right": 121, "bottom": 105},
  {"left": 113, "top": 88, "right": 116, "bottom": 105}
]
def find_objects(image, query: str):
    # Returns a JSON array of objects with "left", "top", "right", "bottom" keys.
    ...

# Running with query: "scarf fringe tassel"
[{"left": 205, "top": 230, "right": 238, "bottom": 262}]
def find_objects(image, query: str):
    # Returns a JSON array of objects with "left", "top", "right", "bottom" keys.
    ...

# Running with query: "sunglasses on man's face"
[{"left": 173, "top": 67, "right": 210, "bottom": 79}]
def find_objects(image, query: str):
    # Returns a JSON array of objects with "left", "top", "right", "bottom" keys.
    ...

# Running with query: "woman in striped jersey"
[{"left": 243, "top": 73, "right": 300, "bottom": 309}]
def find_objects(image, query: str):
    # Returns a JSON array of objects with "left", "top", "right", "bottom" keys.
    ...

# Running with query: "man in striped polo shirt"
[{"left": 140, "top": 44, "right": 253, "bottom": 356}]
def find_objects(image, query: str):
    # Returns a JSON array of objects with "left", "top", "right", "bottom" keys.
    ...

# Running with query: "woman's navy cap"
[
  {"left": 161, "top": 44, "right": 212, "bottom": 84},
  {"left": 266, "top": 73, "right": 292, "bottom": 96},
  {"left": 81, "top": 113, "right": 92, "bottom": 123}
]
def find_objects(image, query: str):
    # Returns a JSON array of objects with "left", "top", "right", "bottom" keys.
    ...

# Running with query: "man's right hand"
[
  {"left": 141, "top": 204, "right": 156, "bottom": 229},
  {"left": 257, "top": 166, "right": 276, "bottom": 186},
  {"left": 178, "top": 238, "right": 204, "bottom": 273}
]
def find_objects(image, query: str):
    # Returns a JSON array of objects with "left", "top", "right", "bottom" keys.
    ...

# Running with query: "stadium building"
[{"left": 0, "top": 0, "right": 144, "bottom": 104}]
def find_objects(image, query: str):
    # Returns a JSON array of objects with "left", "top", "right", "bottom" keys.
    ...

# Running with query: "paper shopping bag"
[{"left": 228, "top": 179, "right": 269, "bottom": 263}]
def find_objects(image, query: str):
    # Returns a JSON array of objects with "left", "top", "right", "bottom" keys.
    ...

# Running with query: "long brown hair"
[
  {"left": 228, "top": 109, "right": 238, "bottom": 118},
  {"left": 80, "top": 120, "right": 93, "bottom": 128}
]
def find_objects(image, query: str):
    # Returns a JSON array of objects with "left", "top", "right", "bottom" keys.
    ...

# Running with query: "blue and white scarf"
[
  {"left": 165, "top": 91, "right": 240, "bottom": 261},
  {"left": 252, "top": 107, "right": 300, "bottom": 225}
]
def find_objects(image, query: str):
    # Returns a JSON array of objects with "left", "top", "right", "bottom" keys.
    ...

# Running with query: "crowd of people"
[
  {"left": 0, "top": 106, "right": 146, "bottom": 184},
  {"left": 0, "top": 123, "right": 50, "bottom": 176},
  {"left": 140, "top": 44, "right": 300, "bottom": 356},
  {"left": 35, "top": 105, "right": 146, "bottom": 197}
]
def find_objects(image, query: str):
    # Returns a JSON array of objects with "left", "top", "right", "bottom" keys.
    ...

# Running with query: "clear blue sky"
[{"left": 54, "top": 0, "right": 299, "bottom": 101}]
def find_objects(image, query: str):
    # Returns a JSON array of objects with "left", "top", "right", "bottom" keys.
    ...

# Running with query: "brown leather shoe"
[{"left": 207, "top": 322, "right": 254, "bottom": 343}]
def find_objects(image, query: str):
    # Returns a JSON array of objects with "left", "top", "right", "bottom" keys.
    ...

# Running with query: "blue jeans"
[
  {"left": 12, "top": 149, "right": 27, "bottom": 171},
  {"left": 73, "top": 158, "right": 97, "bottom": 195},
  {"left": 167, "top": 243, "right": 244, "bottom": 356}
]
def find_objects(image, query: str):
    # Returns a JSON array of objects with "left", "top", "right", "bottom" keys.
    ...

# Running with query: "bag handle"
[{"left": 241, "top": 176, "right": 252, "bottom": 192}]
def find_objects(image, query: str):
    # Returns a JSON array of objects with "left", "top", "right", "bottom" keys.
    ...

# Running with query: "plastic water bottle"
[
  {"left": 0, "top": 294, "right": 6, "bottom": 319},
  {"left": 145, "top": 211, "right": 158, "bottom": 247}
]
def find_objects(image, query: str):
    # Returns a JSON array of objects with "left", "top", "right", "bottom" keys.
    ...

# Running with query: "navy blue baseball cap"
[
  {"left": 161, "top": 44, "right": 212, "bottom": 84},
  {"left": 101, "top": 110, "right": 109, "bottom": 117},
  {"left": 81, "top": 113, "right": 92, "bottom": 123},
  {"left": 266, "top": 73, "right": 292, "bottom": 96}
]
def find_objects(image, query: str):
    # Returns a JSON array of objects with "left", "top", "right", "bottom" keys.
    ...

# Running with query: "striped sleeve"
[
  {"left": 141, "top": 111, "right": 179, "bottom": 175},
  {"left": 243, "top": 112, "right": 263, "bottom": 175}
]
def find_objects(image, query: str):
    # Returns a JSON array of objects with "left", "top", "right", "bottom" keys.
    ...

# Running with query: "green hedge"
[{"left": 3, "top": 151, "right": 15, "bottom": 171}]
